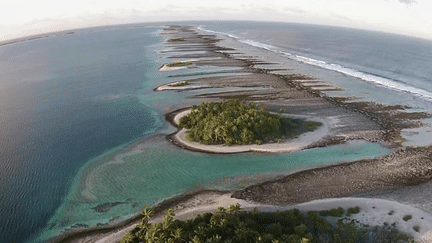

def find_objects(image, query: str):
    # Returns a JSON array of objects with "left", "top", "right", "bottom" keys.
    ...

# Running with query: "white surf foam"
[{"left": 197, "top": 26, "right": 432, "bottom": 102}]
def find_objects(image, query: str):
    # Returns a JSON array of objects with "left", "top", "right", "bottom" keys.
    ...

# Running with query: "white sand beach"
[
  {"left": 158, "top": 64, "right": 189, "bottom": 72},
  {"left": 285, "top": 198, "right": 432, "bottom": 241},
  {"left": 90, "top": 193, "right": 432, "bottom": 243},
  {"left": 171, "top": 109, "right": 329, "bottom": 153}
]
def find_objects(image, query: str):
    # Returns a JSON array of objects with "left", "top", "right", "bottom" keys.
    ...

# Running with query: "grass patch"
[
  {"left": 166, "top": 62, "right": 191, "bottom": 67},
  {"left": 346, "top": 206, "right": 360, "bottom": 217},
  {"left": 403, "top": 215, "right": 412, "bottom": 222},
  {"left": 413, "top": 225, "right": 420, "bottom": 232},
  {"left": 168, "top": 81, "right": 189, "bottom": 87}
]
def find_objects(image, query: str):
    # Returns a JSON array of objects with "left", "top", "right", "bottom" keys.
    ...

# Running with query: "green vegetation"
[
  {"left": 121, "top": 204, "right": 413, "bottom": 243},
  {"left": 403, "top": 215, "right": 412, "bottom": 222},
  {"left": 179, "top": 100, "right": 298, "bottom": 145},
  {"left": 167, "top": 38, "right": 185, "bottom": 42},
  {"left": 303, "top": 121, "right": 322, "bottom": 132},
  {"left": 346, "top": 206, "right": 360, "bottom": 217},
  {"left": 168, "top": 81, "right": 189, "bottom": 87},
  {"left": 413, "top": 225, "right": 420, "bottom": 232},
  {"left": 166, "top": 62, "right": 191, "bottom": 67},
  {"left": 319, "top": 207, "right": 344, "bottom": 217},
  {"left": 394, "top": 233, "right": 415, "bottom": 243},
  {"left": 334, "top": 218, "right": 366, "bottom": 243}
]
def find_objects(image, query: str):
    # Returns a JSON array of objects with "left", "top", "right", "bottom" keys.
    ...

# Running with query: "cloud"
[
  {"left": 330, "top": 12, "right": 353, "bottom": 22},
  {"left": 283, "top": 6, "right": 307, "bottom": 14},
  {"left": 397, "top": 0, "right": 417, "bottom": 5}
]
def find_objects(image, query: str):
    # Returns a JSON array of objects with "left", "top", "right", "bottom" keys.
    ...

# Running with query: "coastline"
[
  {"left": 48, "top": 25, "right": 432, "bottom": 242},
  {"left": 158, "top": 64, "right": 188, "bottom": 72},
  {"left": 167, "top": 108, "right": 329, "bottom": 154},
  {"left": 51, "top": 191, "right": 432, "bottom": 242}
]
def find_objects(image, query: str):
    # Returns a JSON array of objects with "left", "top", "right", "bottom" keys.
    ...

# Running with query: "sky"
[{"left": 1, "top": 0, "right": 432, "bottom": 42}]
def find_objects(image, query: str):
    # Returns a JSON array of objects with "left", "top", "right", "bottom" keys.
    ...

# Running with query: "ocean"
[
  {"left": 199, "top": 22, "right": 432, "bottom": 103},
  {"left": 0, "top": 21, "right": 430, "bottom": 242}
]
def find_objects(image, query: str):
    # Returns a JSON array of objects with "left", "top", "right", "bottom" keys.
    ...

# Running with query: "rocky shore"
[
  {"left": 232, "top": 145, "right": 432, "bottom": 205},
  {"left": 160, "top": 26, "right": 428, "bottom": 150}
]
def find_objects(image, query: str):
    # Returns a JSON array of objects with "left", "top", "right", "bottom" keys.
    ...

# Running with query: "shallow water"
[
  {"left": 0, "top": 25, "right": 164, "bottom": 243},
  {"left": 39, "top": 137, "right": 390, "bottom": 241}
]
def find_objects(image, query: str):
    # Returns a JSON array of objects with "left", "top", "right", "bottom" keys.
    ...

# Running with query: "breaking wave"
[{"left": 198, "top": 26, "right": 432, "bottom": 102}]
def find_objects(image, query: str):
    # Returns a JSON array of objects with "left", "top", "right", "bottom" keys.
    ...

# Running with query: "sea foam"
[{"left": 198, "top": 26, "right": 432, "bottom": 102}]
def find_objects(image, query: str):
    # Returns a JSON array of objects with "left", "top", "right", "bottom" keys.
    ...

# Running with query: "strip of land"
[
  {"left": 154, "top": 81, "right": 210, "bottom": 91},
  {"left": 55, "top": 192, "right": 432, "bottom": 242},
  {"left": 158, "top": 64, "right": 188, "bottom": 72}
]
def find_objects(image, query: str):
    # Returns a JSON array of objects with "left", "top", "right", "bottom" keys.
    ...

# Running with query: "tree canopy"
[
  {"left": 121, "top": 204, "right": 413, "bottom": 243},
  {"left": 179, "top": 100, "right": 297, "bottom": 145}
]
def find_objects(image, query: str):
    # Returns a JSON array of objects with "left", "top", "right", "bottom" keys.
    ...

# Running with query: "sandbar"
[
  {"left": 154, "top": 81, "right": 210, "bottom": 91},
  {"left": 158, "top": 64, "right": 189, "bottom": 72}
]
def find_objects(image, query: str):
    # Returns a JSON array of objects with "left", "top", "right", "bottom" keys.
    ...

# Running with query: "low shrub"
[
  {"left": 346, "top": 206, "right": 360, "bottom": 217},
  {"left": 403, "top": 215, "right": 412, "bottom": 222},
  {"left": 166, "top": 62, "right": 191, "bottom": 67},
  {"left": 168, "top": 81, "right": 189, "bottom": 87},
  {"left": 394, "top": 233, "right": 414, "bottom": 242},
  {"left": 304, "top": 121, "right": 322, "bottom": 132},
  {"left": 319, "top": 207, "right": 344, "bottom": 217}
]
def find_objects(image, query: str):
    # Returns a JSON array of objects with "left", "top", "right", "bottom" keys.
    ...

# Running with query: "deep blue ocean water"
[
  {"left": 0, "top": 25, "right": 163, "bottom": 242},
  {"left": 0, "top": 21, "right": 430, "bottom": 242}
]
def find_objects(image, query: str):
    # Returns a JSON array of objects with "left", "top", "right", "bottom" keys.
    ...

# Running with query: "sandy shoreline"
[
  {"left": 168, "top": 109, "right": 329, "bottom": 154},
  {"left": 48, "top": 25, "right": 432, "bottom": 243},
  {"left": 57, "top": 192, "right": 432, "bottom": 242},
  {"left": 158, "top": 62, "right": 194, "bottom": 72}
]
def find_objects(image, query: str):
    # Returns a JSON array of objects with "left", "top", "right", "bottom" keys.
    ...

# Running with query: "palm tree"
[
  {"left": 171, "top": 228, "right": 184, "bottom": 243},
  {"left": 227, "top": 203, "right": 241, "bottom": 214},
  {"left": 142, "top": 207, "right": 155, "bottom": 220}
]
